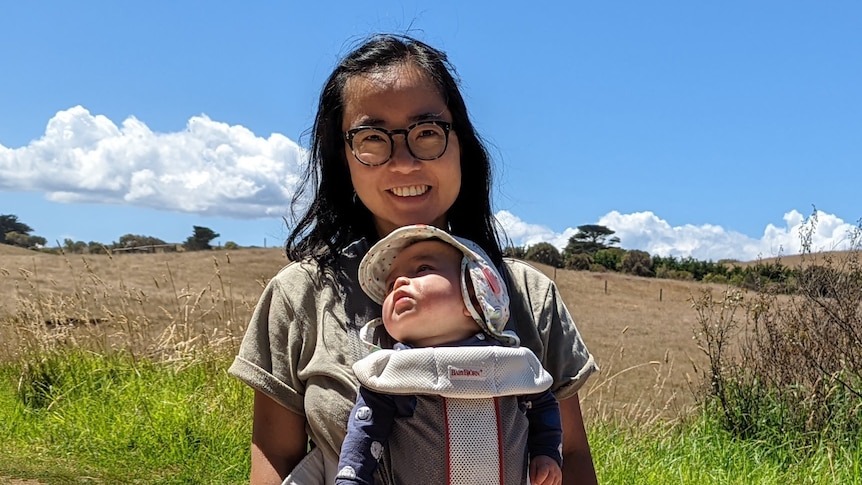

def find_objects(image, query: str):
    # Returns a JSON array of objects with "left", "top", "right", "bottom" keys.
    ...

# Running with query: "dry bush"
[{"left": 692, "top": 215, "right": 862, "bottom": 444}]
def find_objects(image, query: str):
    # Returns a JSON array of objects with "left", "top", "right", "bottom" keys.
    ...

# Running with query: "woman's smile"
[{"left": 389, "top": 185, "right": 429, "bottom": 197}]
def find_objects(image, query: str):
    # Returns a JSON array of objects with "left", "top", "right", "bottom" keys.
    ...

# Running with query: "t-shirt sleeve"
[
  {"left": 504, "top": 259, "right": 598, "bottom": 401},
  {"left": 228, "top": 262, "right": 312, "bottom": 415}
]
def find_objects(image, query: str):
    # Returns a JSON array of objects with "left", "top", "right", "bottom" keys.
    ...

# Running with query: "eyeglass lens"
[{"left": 351, "top": 122, "right": 448, "bottom": 166}]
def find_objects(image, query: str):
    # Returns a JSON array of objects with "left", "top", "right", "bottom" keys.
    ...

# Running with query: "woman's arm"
[
  {"left": 559, "top": 395, "right": 598, "bottom": 485},
  {"left": 250, "top": 390, "right": 309, "bottom": 485}
]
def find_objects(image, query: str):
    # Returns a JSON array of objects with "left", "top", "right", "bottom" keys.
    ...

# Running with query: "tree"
[
  {"left": 114, "top": 234, "right": 167, "bottom": 249},
  {"left": 525, "top": 242, "right": 563, "bottom": 268},
  {"left": 88, "top": 241, "right": 106, "bottom": 254},
  {"left": 63, "top": 239, "right": 88, "bottom": 254},
  {"left": 0, "top": 214, "right": 34, "bottom": 244},
  {"left": 565, "top": 253, "right": 592, "bottom": 271},
  {"left": 620, "top": 250, "right": 654, "bottom": 277},
  {"left": 32, "top": 235, "right": 48, "bottom": 247},
  {"left": 502, "top": 245, "right": 527, "bottom": 259},
  {"left": 184, "top": 226, "right": 220, "bottom": 251},
  {"left": 593, "top": 248, "right": 625, "bottom": 271},
  {"left": 4, "top": 231, "right": 46, "bottom": 249},
  {"left": 563, "top": 224, "right": 620, "bottom": 258},
  {"left": 4, "top": 232, "right": 27, "bottom": 247}
]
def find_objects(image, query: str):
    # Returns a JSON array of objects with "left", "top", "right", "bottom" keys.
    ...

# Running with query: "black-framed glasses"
[{"left": 344, "top": 120, "right": 453, "bottom": 167}]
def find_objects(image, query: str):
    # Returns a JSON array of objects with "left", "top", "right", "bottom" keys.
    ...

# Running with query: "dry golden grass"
[
  {"left": 729, "top": 249, "right": 855, "bottom": 268},
  {"left": 0, "top": 248, "right": 287, "bottom": 316},
  {"left": 0, "top": 244, "right": 38, "bottom": 256},
  {"left": 0, "top": 246, "right": 714, "bottom": 423},
  {"left": 0, "top": 248, "right": 288, "bottom": 364},
  {"left": 526, "top": 264, "right": 713, "bottom": 423}
]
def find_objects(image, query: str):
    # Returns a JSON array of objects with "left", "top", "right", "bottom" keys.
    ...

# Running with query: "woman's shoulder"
[
  {"left": 502, "top": 258, "right": 555, "bottom": 292},
  {"left": 271, "top": 238, "right": 367, "bottom": 287},
  {"left": 265, "top": 259, "right": 339, "bottom": 299},
  {"left": 266, "top": 250, "right": 364, "bottom": 303},
  {"left": 270, "top": 259, "right": 320, "bottom": 284}
]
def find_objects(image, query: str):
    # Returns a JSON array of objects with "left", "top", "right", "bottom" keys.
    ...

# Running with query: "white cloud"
[
  {"left": 497, "top": 209, "right": 858, "bottom": 262},
  {"left": 0, "top": 106, "right": 307, "bottom": 218},
  {"left": 495, "top": 210, "right": 577, "bottom": 249},
  {"left": 3, "top": 106, "right": 857, "bottom": 262}
]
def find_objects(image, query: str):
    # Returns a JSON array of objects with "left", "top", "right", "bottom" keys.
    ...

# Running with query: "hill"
[
  {"left": 735, "top": 249, "right": 856, "bottom": 268},
  {"left": 0, "top": 246, "right": 722, "bottom": 419},
  {"left": 0, "top": 244, "right": 47, "bottom": 257},
  {"left": 0, "top": 247, "right": 289, "bottom": 317}
]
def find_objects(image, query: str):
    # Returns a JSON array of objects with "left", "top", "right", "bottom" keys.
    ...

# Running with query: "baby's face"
[{"left": 381, "top": 240, "right": 479, "bottom": 347}]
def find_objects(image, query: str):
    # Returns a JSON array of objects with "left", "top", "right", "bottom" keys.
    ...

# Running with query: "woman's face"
[{"left": 342, "top": 63, "right": 462, "bottom": 237}]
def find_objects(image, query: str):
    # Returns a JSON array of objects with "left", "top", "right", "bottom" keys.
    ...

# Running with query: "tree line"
[
  {"left": 0, "top": 212, "right": 818, "bottom": 293},
  {"left": 507, "top": 224, "right": 807, "bottom": 292},
  {"left": 1, "top": 214, "right": 227, "bottom": 253}
]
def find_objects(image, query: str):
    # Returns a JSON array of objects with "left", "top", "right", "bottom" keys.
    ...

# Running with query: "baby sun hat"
[{"left": 359, "top": 224, "right": 520, "bottom": 347}]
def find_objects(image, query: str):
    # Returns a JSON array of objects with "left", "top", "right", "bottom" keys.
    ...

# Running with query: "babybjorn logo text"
[{"left": 448, "top": 366, "right": 486, "bottom": 381}]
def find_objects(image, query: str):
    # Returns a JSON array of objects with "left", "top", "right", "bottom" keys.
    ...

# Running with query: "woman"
[{"left": 229, "top": 34, "right": 599, "bottom": 485}]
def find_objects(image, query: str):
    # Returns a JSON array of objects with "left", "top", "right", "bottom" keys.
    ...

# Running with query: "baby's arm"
[
  {"left": 524, "top": 390, "right": 563, "bottom": 485},
  {"left": 335, "top": 387, "right": 398, "bottom": 485}
]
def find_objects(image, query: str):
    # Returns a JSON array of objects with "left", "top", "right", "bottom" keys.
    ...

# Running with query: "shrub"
[
  {"left": 593, "top": 248, "right": 625, "bottom": 271},
  {"left": 701, "top": 273, "right": 728, "bottom": 285},
  {"left": 525, "top": 242, "right": 563, "bottom": 268},
  {"left": 619, "top": 250, "right": 653, "bottom": 277},
  {"left": 691, "top": 212, "right": 862, "bottom": 447},
  {"left": 565, "top": 253, "right": 591, "bottom": 270},
  {"left": 656, "top": 266, "right": 693, "bottom": 280}
]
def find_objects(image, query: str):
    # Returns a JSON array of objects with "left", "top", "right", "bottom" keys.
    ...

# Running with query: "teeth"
[{"left": 391, "top": 185, "right": 428, "bottom": 197}]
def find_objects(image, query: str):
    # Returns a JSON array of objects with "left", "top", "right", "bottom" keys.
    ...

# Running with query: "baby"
[{"left": 335, "top": 224, "right": 562, "bottom": 485}]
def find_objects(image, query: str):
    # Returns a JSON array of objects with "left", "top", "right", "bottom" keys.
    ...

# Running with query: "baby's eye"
[{"left": 416, "top": 264, "right": 433, "bottom": 273}]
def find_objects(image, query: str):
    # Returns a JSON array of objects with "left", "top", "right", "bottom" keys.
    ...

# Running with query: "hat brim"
[{"left": 359, "top": 225, "right": 486, "bottom": 305}]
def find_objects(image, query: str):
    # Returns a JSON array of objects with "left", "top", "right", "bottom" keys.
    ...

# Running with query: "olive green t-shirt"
[{"left": 228, "top": 239, "right": 597, "bottom": 464}]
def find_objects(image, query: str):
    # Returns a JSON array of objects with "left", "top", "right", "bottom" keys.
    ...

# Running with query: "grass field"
[
  {"left": 1, "top": 245, "right": 858, "bottom": 484},
  {"left": 0, "top": 245, "right": 709, "bottom": 415}
]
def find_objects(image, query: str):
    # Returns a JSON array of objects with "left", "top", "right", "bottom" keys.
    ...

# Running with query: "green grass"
[
  {"left": 0, "top": 350, "right": 252, "bottom": 484},
  {"left": 591, "top": 415, "right": 861, "bottom": 484},
  {"left": 2, "top": 349, "right": 860, "bottom": 484}
]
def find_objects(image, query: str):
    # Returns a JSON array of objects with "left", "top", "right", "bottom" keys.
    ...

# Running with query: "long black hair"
[{"left": 286, "top": 34, "right": 502, "bottom": 272}]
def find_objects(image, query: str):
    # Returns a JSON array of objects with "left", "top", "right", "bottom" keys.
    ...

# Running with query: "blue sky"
[{"left": 1, "top": 1, "right": 860, "bottom": 261}]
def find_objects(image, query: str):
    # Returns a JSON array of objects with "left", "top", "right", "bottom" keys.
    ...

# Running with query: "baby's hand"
[{"left": 529, "top": 455, "right": 562, "bottom": 485}]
